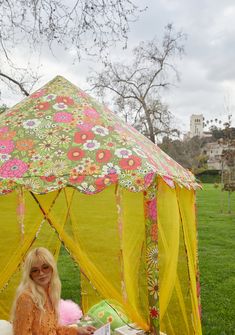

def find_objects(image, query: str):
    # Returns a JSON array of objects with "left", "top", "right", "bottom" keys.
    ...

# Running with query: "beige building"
[
  {"left": 202, "top": 141, "right": 224, "bottom": 170},
  {"left": 189, "top": 114, "right": 234, "bottom": 172},
  {"left": 190, "top": 114, "right": 204, "bottom": 138}
]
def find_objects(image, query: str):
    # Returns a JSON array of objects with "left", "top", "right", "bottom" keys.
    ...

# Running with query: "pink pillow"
[{"left": 59, "top": 299, "right": 83, "bottom": 325}]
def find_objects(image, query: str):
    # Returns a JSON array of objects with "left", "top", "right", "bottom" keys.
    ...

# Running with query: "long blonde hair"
[{"left": 11, "top": 247, "right": 61, "bottom": 321}]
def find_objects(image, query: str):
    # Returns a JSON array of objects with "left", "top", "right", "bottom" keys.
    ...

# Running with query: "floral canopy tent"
[{"left": 0, "top": 76, "right": 202, "bottom": 335}]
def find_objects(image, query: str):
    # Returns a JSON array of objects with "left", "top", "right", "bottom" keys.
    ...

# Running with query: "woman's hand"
[{"left": 77, "top": 326, "right": 96, "bottom": 335}]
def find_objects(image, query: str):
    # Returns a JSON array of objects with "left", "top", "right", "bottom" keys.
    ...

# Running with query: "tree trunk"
[{"left": 142, "top": 100, "right": 155, "bottom": 143}]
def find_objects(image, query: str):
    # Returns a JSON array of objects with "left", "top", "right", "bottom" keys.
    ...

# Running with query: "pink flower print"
[
  {"left": 92, "top": 125, "right": 109, "bottom": 136},
  {"left": 74, "top": 131, "right": 95, "bottom": 144},
  {"left": 67, "top": 147, "right": 85, "bottom": 161},
  {"left": 96, "top": 149, "right": 112, "bottom": 163},
  {"left": 40, "top": 175, "right": 56, "bottom": 182},
  {"left": 69, "top": 175, "right": 85, "bottom": 184},
  {"left": 84, "top": 108, "right": 100, "bottom": 118},
  {"left": 147, "top": 199, "right": 157, "bottom": 221},
  {"left": 119, "top": 155, "right": 141, "bottom": 170},
  {"left": 0, "top": 127, "right": 9, "bottom": 134},
  {"left": 23, "top": 119, "right": 41, "bottom": 129},
  {"left": 78, "top": 90, "right": 88, "bottom": 98},
  {"left": 44, "top": 94, "right": 57, "bottom": 101},
  {"left": 95, "top": 174, "right": 118, "bottom": 190},
  {"left": 53, "top": 102, "right": 68, "bottom": 111},
  {"left": 162, "top": 176, "right": 175, "bottom": 188},
  {"left": 53, "top": 112, "right": 73, "bottom": 123},
  {"left": 102, "top": 163, "right": 121, "bottom": 175},
  {"left": 30, "top": 89, "right": 46, "bottom": 99},
  {"left": 83, "top": 140, "right": 100, "bottom": 151},
  {"left": 115, "top": 148, "right": 132, "bottom": 158},
  {"left": 160, "top": 162, "right": 172, "bottom": 176},
  {"left": 144, "top": 172, "right": 155, "bottom": 187},
  {"left": 0, "top": 159, "right": 28, "bottom": 178},
  {"left": 0, "top": 131, "right": 16, "bottom": 141},
  {"left": 35, "top": 101, "right": 50, "bottom": 111},
  {"left": 0, "top": 153, "right": 11, "bottom": 162},
  {"left": 0, "top": 140, "right": 15, "bottom": 154},
  {"left": 114, "top": 124, "right": 124, "bottom": 132},
  {"left": 77, "top": 123, "right": 94, "bottom": 131},
  {"left": 56, "top": 96, "right": 74, "bottom": 105}
]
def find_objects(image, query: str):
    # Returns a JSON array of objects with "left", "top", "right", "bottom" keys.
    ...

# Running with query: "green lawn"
[
  {"left": 197, "top": 184, "right": 235, "bottom": 335},
  {"left": 58, "top": 184, "right": 235, "bottom": 334},
  {"left": 57, "top": 245, "right": 81, "bottom": 305}
]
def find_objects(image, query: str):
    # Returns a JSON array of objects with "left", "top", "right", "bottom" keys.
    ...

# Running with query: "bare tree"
[
  {"left": 159, "top": 136, "right": 208, "bottom": 173},
  {"left": 88, "top": 24, "right": 185, "bottom": 143},
  {"left": 0, "top": 66, "right": 41, "bottom": 97},
  {"left": 1, "top": 0, "right": 143, "bottom": 57},
  {"left": 0, "top": 104, "right": 8, "bottom": 114},
  {"left": 0, "top": 0, "right": 144, "bottom": 98}
]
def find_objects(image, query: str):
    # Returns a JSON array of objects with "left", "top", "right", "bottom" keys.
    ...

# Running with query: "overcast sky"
[{"left": 1, "top": 0, "right": 235, "bottom": 133}]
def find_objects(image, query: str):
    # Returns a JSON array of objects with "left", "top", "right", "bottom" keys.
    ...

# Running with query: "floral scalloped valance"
[{"left": 0, "top": 76, "right": 199, "bottom": 195}]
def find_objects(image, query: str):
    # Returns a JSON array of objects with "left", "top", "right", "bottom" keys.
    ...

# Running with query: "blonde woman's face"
[{"left": 30, "top": 259, "right": 52, "bottom": 288}]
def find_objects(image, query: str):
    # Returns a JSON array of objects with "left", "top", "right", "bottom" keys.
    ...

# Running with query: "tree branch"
[{"left": 0, "top": 72, "right": 30, "bottom": 96}]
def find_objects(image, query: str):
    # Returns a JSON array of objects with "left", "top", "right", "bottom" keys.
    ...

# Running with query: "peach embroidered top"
[{"left": 13, "top": 290, "right": 77, "bottom": 335}]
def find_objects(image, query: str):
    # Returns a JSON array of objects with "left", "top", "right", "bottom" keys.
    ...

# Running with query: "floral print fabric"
[
  {"left": 144, "top": 182, "right": 159, "bottom": 332},
  {"left": 0, "top": 76, "right": 199, "bottom": 195}
]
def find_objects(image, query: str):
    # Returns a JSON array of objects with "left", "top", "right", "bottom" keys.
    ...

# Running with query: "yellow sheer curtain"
[
  {"left": 158, "top": 179, "right": 202, "bottom": 335},
  {"left": 119, "top": 188, "right": 149, "bottom": 326},
  {"left": 176, "top": 186, "right": 202, "bottom": 335},
  {"left": 0, "top": 189, "right": 62, "bottom": 319},
  {"left": 0, "top": 181, "right": 202, "bottom": 335},
  {"left": 51, "top": 186, "right": 149, "bottom": 329},
  {"left": 158, "top": 179, "right": 180, "bottom": 322}
]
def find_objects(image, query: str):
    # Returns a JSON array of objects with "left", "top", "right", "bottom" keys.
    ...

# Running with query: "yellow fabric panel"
[
  {"left": 0, "top": 182, "right": 202, "bottom": 335},
  {"left": 36, "top": 185, "right": 149, "bottom": 330},
  {"left": 160, "top": 223, "right": 194, "bottom": 334},
  {"left": 80, "top": 273, "right": 101, "bottom": 314},
  {"left": 157, "top": 179, "right": 180, "bottom": 320},
  {"left": 0, "top": 185, "right": 149, "bottom": 328},
  {"left": 79, "top": 186, "right": 149, "bottom": 329},
  {"left": 69, "top": 186, "right": 149, "bottom": 329},
  {"left": 120, "top": 188, "right": 149, "bottom": 326},
  {"left": 176, "top": 186, "right": 202, "bottom": 335},
  {"left": 67, "top": 185, "right": 123, "bottom": 313},
  {"left": 0, "top": 191, "right": 22, "bottom": 284},
  {"left": 174, "top": 221, "right": 194, "bottom": 333},
  {"left": 68, "top": 185, "right": 122, "bottom": 296},
  {"left": 0, "top": 189, "right": 46, "bottom": 301},
  {"left": 158, "top": 178, "right": 202, "bottom": 335},
  {"left": 0, "top": 189, "right": 62, "bottom": 319}
]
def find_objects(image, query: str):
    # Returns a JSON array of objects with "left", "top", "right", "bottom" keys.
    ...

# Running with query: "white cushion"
[{"left": 0, "top": 320, "right": 13, "bottom": 335}]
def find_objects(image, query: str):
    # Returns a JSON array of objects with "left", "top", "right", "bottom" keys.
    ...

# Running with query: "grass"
[
  {"left": 57, "top": 246, "right": 81, "bottom": 305},
  {"left": 197, "top": 184, "right": 235, "bottom": 335},
  {"left": 57, "top": 184, "right": 235, "bottom": 335}
]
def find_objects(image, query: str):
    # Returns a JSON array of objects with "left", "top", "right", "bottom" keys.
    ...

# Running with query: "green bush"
[{"left": 196, "top": 170, "right": 221, "bottom": 183}]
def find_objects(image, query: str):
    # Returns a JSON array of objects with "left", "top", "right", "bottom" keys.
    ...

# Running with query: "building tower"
[{"left": 190, "top": 114, "right": 204, "bottom": 138}]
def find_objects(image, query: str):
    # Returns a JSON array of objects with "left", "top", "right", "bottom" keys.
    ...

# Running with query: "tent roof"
[{"left": 0, "top": 76, "right": 199, "bottom": 194}]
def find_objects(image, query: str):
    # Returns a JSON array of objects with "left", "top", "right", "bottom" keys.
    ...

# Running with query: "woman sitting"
[{"left": 11, "top": 247, "right": 96, "bottom": 335}]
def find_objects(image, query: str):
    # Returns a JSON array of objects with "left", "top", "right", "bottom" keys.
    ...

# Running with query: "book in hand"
[{"left": 94, "top": 323, "right": 111, "bottom": 335}]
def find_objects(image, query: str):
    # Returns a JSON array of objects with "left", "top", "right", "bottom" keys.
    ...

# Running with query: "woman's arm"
[
  {"left": 13, "top": 293, "right": 34, "bottom": 335},
  {"left": 57, "top": 325, "right": 96, "bottom": 335},
  {"left": 56, "top": 325, "right": 78, "bottom": 335}
]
